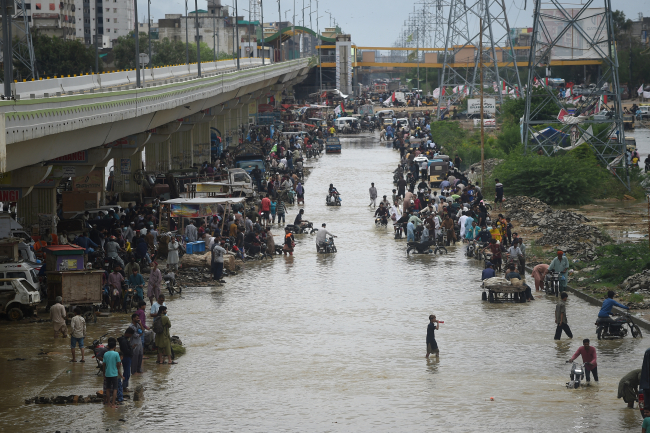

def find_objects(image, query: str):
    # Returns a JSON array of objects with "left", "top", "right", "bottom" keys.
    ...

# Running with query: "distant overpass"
[
  {"left": 0, "top": 57, "right": 314, "bottom": 228},
  {"left": 317, "top": 45, "right": 602, "bottom": 71}
]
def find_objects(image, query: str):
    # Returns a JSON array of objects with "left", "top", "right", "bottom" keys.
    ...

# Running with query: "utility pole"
[
  {"left": 277, "top": 0, "right": 281, "bottom": 61},
  {"left": 316, "top": 0, "right": 321, "bottom": 95},
  {"left": 235, "top": 0, "right": 240, "bottom": 69},
  {"left": 94, "top": 0, "right": 99, "bottom": 73},
  {"left": 135, "top": 0, "right": 140, "bottom": 88},
  {"left": 195, "top": 0, "right": 201, "bottom": 76},
  {"left": 479, "top": 18, "right": 484, "bottom": 189},
  {"left": 261, "top": 0, "right": 265, "bottom": 64},
  {"left": 185, "top": 0, "right": 189, "bottom": 65},
  {"left": 148, "top": 0, "right": 152, "bottom": 72},
  {"left": 416, "top": 26, "right": 420, "bottom": 91},
  {"left": 213, "top": 8, "right": 216, "bottom": 60},
  {"left": 1, "top": 0, "right": 12, "bottom": 97},
  {"left": 292, "top": 0, "right": 295, "bottom": 59}
]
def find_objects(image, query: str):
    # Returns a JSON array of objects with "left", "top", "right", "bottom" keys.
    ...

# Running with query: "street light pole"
[
  {"left": 94, "top": 0, "right": 98, "bottom": 73},
  {"left": 185, "top": 0, "right": 189, "bottom": 65},
  {"left": 235, "top": 0, "right": 240, "bottom": 69},
  {"left": 316, "top": 1, "right": 321, "bottom": 98},
  {"left": 1, "top": 0, "right": 12, "bottom": 96},
  {"left": 277, "top": 0, "right": 281, "bottom": 61},
  {"left": 260, "top": 0, "right": 265, "bottom": 65},
  {"left": 195, "top": 0, "right": 201, "bottom": 76},
  {"left": 292, "top": 0, "right": 295, "bottom": 59},
  {"left": 135, "top": 0, "right": 140, "bottom": 88},
  {"left": 212, "top": 9, "right": 216, "bottom": 60},
  {"left": 148, "top": 0, "right": 152, "bottom": 72}
]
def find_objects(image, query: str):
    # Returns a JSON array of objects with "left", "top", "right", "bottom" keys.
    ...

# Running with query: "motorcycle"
[
  {"left": 91, "top": 332, "right": 109, "bottom": 376},
  {"left": 406, "top": 240, "right": 436, "bottom": 255},
  {"left": 566, "top": 362, "right": 586, "bottom": 389},
  {"left": 375, "top": 215, "right": 388, "bottom": 227},
  {"left": 123, "top": 286, "right": 138, "bottom": 312},
  {"left": 326, "top": 192, "right": 342, "bottom": 206},
  {"left": 595, "top": 312, "right": 642, "bottom": 340},
  {"left": 545, "top": 272, "right": 561, "bottom": 297},
  {"left": 163, "top": 271, "right": 181, "bottom": 296},
  {"left": 316, "top": 237, "right": 337, "bottom": 254},
  {"left": 285, "top": 221, "right": 317, "bottom": 235}
]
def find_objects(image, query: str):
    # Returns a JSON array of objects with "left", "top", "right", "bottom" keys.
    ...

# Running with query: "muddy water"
[{"left": 0, "top": 135, "right": 648, "bottom": 432}]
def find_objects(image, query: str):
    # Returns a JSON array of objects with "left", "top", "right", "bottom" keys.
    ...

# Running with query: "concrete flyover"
[{"left": 0, "top": 57, "right": 314, "bottom": 229}]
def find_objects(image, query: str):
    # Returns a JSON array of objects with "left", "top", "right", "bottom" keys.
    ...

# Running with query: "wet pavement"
[{"left": 0, "top": 134, "right": 648, "bottom": 432}]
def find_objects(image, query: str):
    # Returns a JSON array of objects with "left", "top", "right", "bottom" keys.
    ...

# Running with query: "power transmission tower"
[
  {"left": 1, "top": 0, "right": 37, "bottom": 84},
  {"left": 522, "top": 0, "right": 628, "bottom": 188},
  {"left": 249, "top": 0, "right": 261, "bottom": 22},
  {"left": 436, "top": 0, "right": 522, "bottom": 118}
]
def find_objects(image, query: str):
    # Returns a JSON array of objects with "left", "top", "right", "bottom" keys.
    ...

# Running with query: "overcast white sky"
[{"left": 145, "top": 0, "right": 647, "bottom": 47}]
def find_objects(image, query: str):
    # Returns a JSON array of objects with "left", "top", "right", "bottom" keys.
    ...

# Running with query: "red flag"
[
  {"left": 557, "top": 108, "right": 568, "bottom": 121},
  {"left": 545, "top": 77, "right": 548, "bottom": 86},
  {"left": 391, "top": 92, "right": 396, "bottom": 102},
  {"left": 603, "top": 95, "right": 607, "bottom": 104},
  {"left": 320, "top": 91, "right": 327, "bottom": 99},
  {"left": 340, "top": 101, "right": 345, "bottom": 113}
]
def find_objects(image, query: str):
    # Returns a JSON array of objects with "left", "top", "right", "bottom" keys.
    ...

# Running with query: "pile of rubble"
[
  {"left": 501, "top": 196, "right": 551, "bottom": 222},
  {"left": 466, "top": 158, "right": 504, "bottom": 179},
  {"left": 620, "top": 270, "right": 650, "bottom": 293},
  {"left": 504, "top": 196, "right": 609, "bottom": 261}
]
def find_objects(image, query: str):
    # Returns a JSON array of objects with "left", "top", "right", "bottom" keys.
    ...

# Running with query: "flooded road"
[{"left": 0, "top": 134, "right": 648, "bottom": 432}]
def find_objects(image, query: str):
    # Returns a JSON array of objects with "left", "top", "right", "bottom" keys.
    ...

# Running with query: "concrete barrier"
[
  {"left": 201, "top": 62, "right": 217, "bottom": 73},
  {"left": 171, "top": 65, "right": 189, "bottom": 77},
  {"left": 98, "top": 71, "right": 129, "bottom": 88},
  {"left": 15, "top": 78, "right": 61, "bottom": 98},
  {"left": 59, "top": 75, "right": 96, "bottom": 93},
  {"left": 152, "top": 66, "right": 174, "bottom": 80}
]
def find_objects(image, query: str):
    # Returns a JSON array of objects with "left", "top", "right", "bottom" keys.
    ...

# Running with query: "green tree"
[
  {"left": 151, "top": 38, "right": 187, "bottom": 66},
  {"left": 112, "top": 31, "right": 150, "bottom": 69},
  {"left": 15, "top": 34, "right": 99, "bottom": 79}
]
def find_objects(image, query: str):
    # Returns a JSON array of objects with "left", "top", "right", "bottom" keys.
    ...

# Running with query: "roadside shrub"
[
  {"left": 593, "top": 243, "right": 650, "bottom": 284},
  {"left": 491, "top": 153, "right": 604, "bottom": 205}
]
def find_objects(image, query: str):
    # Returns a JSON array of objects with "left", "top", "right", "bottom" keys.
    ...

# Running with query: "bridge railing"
[{"left": 11, "top": 57, "right": 276, "bottom": 100}]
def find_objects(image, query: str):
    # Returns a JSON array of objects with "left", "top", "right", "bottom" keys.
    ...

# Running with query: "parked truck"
[
  {"left": 0, "top": 214, "right": 32, "bottom": 243},
  {"left": 0, "top": 278, "right": 40, "bottom": 320}
]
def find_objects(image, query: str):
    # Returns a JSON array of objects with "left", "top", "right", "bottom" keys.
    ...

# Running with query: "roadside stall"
[{"left": 160, "top": 197, "right": 247, "bottom": 249}]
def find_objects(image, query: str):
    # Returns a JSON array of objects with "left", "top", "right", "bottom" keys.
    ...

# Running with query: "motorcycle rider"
[
  {"left": 105, "top": 236, "right": 125, "bottom": 269},
  {"left": 328, "top": 184, "right": 341, "bottom": 204},
  {"left": 548, "top": 250, "right": 570, "bottom": 291},
  {"left": 315, "top": 223, "right": 336, "bottom": 251},
  {"left": 568, "top": 339, "right": 598, "bottom": 383},
  {"left": 598, "top": 290, "right": 630, "bottom": 322},
  {"left": 374, "top": 202, "right": 389, "bottom": 225}
]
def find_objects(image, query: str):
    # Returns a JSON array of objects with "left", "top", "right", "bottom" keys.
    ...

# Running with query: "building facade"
[
  {"left": 23, "top": 0, "right": 77, "bottom": 40},
  {"left": 74, "top": 0, "right": 134, "bottom": 48}
]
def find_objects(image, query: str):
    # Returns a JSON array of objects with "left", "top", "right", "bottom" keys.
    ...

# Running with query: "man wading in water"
[{"left": 426, "top": 314, "right": 440, "bottom": 359}]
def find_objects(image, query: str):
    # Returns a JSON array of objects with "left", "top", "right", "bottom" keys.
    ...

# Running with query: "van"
[
  {"left": 0, "top": 262, "right": 39, "bottom": 290},
  {"left": 395, "top": 118, "right": 409, "bottom": 129},
  {"left": 334, "top": 117, "right": 358, "bottom": 132},
  {"left": 376, "top": 110, "right": 395, "bottom": 119}
]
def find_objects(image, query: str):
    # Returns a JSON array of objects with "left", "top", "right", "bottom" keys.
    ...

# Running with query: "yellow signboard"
[{"left": 196, "top": 184, "right": 228, "bottom": 193}]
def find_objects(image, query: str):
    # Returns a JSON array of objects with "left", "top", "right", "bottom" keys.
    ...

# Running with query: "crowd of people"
[{"left": 50, "top": 293, "right": 173, "bottom": 408}]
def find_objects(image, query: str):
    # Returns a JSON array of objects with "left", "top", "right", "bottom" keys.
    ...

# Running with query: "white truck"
[
  {"left": 0, "top": 214, "right": 32, "bottom": 243},
  {"left": 0, "top": 278, "right": 40, "bottom": 320}
]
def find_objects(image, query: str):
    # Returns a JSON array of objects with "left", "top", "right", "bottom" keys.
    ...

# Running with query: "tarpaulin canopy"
[{"left": 162, "top": 197, "right": 246, "bottom": 205}]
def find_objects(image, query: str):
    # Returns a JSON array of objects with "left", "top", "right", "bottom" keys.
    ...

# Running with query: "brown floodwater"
[{"left": 0, "top": 134, "right": 647, "bottom": 432}]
